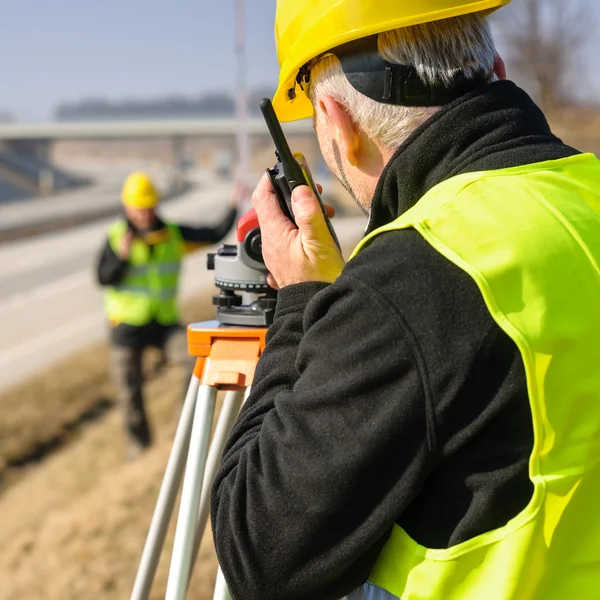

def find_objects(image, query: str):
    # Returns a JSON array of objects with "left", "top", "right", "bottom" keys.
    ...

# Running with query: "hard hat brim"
[
  {"left": 122, "top": 193, "right": 159, "bottom": 209},
  {"left": 273, "top": 83, "right": 314, "bottom": 123}
]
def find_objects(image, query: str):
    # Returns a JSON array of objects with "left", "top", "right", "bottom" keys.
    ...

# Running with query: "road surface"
[{"left": 0, "top": 173, "right": 366, "bottom": 391}]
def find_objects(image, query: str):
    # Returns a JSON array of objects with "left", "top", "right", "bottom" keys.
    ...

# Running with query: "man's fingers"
[
  {"left": 291, "top": 185, "right": 335, "bottom": 243},
  {"left": 252, "top": 176, "right": 334, "bottom": 244},
  {"left": 313, "top": 182, "right": 335, "bottom": 217},
  {"left": 252, "top": 172, "right": 296, "bottom": 236}
]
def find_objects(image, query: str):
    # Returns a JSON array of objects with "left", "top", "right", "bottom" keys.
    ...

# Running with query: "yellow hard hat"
[
  {"left": 121, "top": 172, "right": 159, "bottom": 209},
  {"left": 273, "top": 0, "right": 511, "bottom": 122}
]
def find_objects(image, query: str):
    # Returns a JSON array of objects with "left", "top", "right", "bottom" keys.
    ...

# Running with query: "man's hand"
[
  {"left": 252, "top": 173, "right": 345, "bottom": 289},
  {"left": 119, "top": 229, "right": 135, "bottom": 260}
]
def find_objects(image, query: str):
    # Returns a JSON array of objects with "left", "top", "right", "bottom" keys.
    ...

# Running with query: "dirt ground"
[{"left": 0, "top": 298, "right": 221, "bottom": 600}]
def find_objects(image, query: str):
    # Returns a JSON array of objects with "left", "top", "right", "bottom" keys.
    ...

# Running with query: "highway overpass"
[
  {"left": 0, "top": 118, "right": 315, "bottom": 201},
  {"left": 0, "top": 118, "right": 313, "bottom": 141}
]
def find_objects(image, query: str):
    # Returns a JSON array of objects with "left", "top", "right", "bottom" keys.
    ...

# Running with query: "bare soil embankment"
[{"left": 0, "top": 298, "right": 220, "bottom": 600}]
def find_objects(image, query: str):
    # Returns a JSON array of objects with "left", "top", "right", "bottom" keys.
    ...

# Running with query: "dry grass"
[
  {"left": 0, "top": 344, "right": 113, "bottom": 473},
  {"left": 0, "top": 297, "right": 220, "bottom": 599}
]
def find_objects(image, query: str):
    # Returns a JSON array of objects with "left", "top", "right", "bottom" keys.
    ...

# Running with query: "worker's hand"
[
  {"left": 252, "top": 173, "right": 345, "bottom": 289},
  {"left": 119, "top": 229, "right": 135, "bottom": 260}
]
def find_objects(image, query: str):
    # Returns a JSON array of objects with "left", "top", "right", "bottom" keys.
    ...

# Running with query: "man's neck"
[{"left": 127, "top": 216, "right": 163, "bottom": 236}]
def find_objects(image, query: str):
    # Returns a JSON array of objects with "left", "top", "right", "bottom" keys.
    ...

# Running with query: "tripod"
[
  {"left": 130, "top": 320, "right": 267, "bottom": 600},
  {"left": 129, "top": 206, "right": 351, "bottom": 599}
]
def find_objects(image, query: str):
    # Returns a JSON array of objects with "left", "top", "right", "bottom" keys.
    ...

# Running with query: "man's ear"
[
  {"left": 494, "top": 55, "right": 507, "bottom": 81},
  {"left": 317, "top": 95, "right": 360, "bottom": 166}
]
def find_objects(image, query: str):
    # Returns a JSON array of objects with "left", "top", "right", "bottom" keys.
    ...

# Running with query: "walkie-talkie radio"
[{"left": 259, "top": 98, "right": 340, "bottom": 249}]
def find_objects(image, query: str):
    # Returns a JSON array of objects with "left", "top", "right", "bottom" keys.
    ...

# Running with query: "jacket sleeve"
[
  {"left": 178, "top": 207, "right": 237, "bottom": 252},
  {"left": 210, "top": 254, "right": 434, "bottom": 600},
  {"left": 96, "top": 238, "right": 129, "bottom": 286}
]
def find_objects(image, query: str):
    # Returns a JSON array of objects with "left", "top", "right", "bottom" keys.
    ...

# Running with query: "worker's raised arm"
[{"left": 179, "top": 206, "right": 238, "bottom": 253}]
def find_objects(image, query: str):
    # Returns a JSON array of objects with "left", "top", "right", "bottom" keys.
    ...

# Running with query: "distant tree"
[
  {"left": 53, "top": 89, "right": 282, "bottom": 121},
  {"left": 495, "top": 0, "right": 593, "bottom": 113}
]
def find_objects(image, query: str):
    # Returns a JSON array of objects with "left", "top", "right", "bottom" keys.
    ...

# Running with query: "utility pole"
[{"left": 234, "top": 0, "right": 252, "bottom": 212}]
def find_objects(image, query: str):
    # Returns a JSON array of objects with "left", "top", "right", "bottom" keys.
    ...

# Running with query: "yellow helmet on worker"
[
  {"left": 121, "top": 172, "right": 160, "bottom": 209},
  {"left": 273, "top": 0, "right": 511, "bottom": 122}
]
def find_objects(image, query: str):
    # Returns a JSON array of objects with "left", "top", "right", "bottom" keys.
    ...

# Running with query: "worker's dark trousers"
[
  {"left": 110, "top": 326, "right": 195, "bottom": 453},
  {"left": 347, "top": 586, "right": 395, "bottom": 599}
]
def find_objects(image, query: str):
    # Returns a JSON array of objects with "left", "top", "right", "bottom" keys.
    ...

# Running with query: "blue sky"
[{"left": 0, "top": 0, "right": 598, "bottom": 121}]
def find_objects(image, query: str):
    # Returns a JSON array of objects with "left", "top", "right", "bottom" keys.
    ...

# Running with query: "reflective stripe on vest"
[
  {"left": 350, "top": 153, "right": 600, "bottom": 600},
  {"left": 111, "top": 285, "right": 178, "bottom": 300},
  {"left": 104, "top": 221, "right": 184, "bottom": 326},
  {"left": 125, "top": 262, "right": 181, "bottom": 277}
]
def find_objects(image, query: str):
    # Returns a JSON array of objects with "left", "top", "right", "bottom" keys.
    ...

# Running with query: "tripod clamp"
[{"left": 188, "top": 322, "right": 267, "bottom": 389}]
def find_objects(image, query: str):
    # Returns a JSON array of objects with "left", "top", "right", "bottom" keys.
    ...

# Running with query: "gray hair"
[{"left": 309, "top": 13, "right": 497, "bottom": 150}]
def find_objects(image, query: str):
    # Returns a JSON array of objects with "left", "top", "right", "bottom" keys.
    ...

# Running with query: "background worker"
[
  {"left": 211, "top": 1, "right": 600, "bottom": 599},
  {"left": 96, "top": 172, "right": 237, "bottom": 457}
]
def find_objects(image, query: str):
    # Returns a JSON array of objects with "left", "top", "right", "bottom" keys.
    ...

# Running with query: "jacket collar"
[{"left": 366, "top": 81, "right": 579, "bottom": 235}]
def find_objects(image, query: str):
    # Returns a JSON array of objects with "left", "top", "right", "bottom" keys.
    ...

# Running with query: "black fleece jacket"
[{"left": 210, "top": 82, "right": 580, "bottom": 600}]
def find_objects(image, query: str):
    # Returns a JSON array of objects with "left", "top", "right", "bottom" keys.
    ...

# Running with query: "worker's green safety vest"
[
  {"left": 104, "top": 220, "right": 184, "bottom": 327},
  {"left": 349, "top": 153, "right": 600, "bottom": 600}
]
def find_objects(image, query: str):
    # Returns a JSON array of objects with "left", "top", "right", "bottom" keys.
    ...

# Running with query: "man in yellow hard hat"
[
  {"left": 211, "top": 2, "right": 600, "bottom": 599},
  {"left": 96, "top": 172, "right": 237, "bottom": 456}
]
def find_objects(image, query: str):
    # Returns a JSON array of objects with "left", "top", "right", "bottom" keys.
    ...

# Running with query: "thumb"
[{"left": 291, "top": 185, "right": 330, "bottom": 242}]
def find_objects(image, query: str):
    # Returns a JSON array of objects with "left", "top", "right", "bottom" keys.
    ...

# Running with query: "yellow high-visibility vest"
[
  {"left": 104, "top": 221, "right": 184, "bottom": 327},
  {"left": 349, "top": 153, "right": 600, "bottom": 600}
]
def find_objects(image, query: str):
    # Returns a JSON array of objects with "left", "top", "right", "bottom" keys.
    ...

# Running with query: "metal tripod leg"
[
  {"left": 213, "top": 567, "right": 232, "bottom": 600},
  {"left": 165, "top": 384, "right": 218, "bottom": 600},
  {"left": 190, "top": 389, "right": 248, "bottom": 575},
  {"left": 130, "top": 375, "right": 200, "bottom": 600}
]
